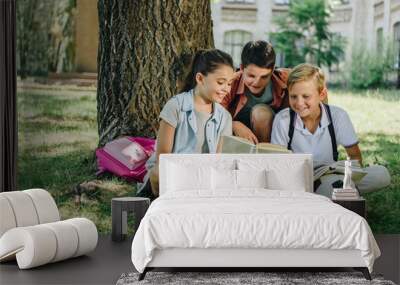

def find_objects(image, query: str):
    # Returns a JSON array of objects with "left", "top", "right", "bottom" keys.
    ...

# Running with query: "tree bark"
[{"left": 97, "top": 0, "right": 214, "bottom": 146}]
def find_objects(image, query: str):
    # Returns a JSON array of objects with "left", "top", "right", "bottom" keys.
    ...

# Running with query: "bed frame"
[
  {"left": 137, "top": 154, "right": 372, "bottom": 281},
  {"left": 139, "top": 248, "right": 371, "bottom": 280}
]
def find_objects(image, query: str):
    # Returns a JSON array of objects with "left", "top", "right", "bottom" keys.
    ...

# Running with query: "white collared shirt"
[{"left": 271, "top": 104, "right": 358, "bottom": 167}]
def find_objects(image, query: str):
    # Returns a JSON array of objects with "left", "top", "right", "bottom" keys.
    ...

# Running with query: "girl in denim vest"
[{"left": 138, "top": 49, "right": 235, "bottom": 198}]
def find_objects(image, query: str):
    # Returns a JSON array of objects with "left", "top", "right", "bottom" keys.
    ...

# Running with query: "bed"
[{"left": 131, "top": 154, "right": 380, "bottom": 280}]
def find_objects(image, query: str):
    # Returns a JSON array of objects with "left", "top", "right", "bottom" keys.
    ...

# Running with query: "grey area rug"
[{"left": 116, "top": 271, "right": 396, "bottom": 285}]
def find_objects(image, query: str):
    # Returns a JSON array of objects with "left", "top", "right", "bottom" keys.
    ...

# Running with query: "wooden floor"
[
  {"left": 0, "top": 234, "right": 399, "bottom": 285},
  {"left": 0, "top": 235, "right": 134, "bottom": 285}
]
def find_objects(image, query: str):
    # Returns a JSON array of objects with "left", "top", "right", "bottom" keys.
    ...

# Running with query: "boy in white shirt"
[{"left": 271, "top": 63, "right": 390, "bottom": 197}]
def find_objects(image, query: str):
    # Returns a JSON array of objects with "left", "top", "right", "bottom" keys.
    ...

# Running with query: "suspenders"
[
  {"left": 325, "top": 105, "right": 339, "bottom": 161},
  {"left": 287, "top": 104, "right": 338, "bottom": 162},
  {"left": 287, "top": 109, "right": 296, "bottom": 152}
]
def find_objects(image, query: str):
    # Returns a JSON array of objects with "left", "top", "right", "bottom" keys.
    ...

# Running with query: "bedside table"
[
  {"left": 111, "top": 197, "right": 150, "bottom": 242},
  {"left": 332, "top": 197, "right": 366, "bottom": 218}
]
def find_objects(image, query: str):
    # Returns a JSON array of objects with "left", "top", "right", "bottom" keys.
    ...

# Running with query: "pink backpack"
[{"left": 96, "top": 137, "right": 155, "bottom": 182}]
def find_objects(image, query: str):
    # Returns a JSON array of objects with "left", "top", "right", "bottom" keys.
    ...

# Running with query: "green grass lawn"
[
  {"left": 17, "top": 87, "right": 400, "bottom": 234},
  {"left": 17, "top": 88, "right": 135, "bottom": 233},
  {"left": 329, "top": 88, "right": 400, "bottom": 233}
]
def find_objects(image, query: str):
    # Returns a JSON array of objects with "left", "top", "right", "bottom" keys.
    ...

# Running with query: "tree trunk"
[{"left": 97, "top": 0, "right": 214, "bottom": 146}]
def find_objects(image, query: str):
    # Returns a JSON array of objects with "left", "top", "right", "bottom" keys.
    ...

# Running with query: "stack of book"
[{"left": 332, "top": 188, "right": 360, "bottom": 200}]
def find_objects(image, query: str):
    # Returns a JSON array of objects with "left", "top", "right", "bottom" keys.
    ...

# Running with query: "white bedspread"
[{"left": 131, "top": 190, "right": 380, "bottom": 273}]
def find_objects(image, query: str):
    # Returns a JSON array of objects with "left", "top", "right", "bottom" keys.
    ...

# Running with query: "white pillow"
[
  {"left": 212, "top": 168, "right": 236, "bottom": 190},
  {"left": 167, "top": 163, "right": 211, "bottom": 192},
  {"left": 267, "top": 167, "right": 307, "bottom": 191},
  {"left": 211, "top": 168, "right": 268, "bottom": 190},
  {"left": 236, "top": 169, "right": 268, "bottom": 189},
  {"left": 237, "top": 159, "right": 308, "bottom": 191}
]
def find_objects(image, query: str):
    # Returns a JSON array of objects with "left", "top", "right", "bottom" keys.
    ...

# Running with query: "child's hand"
[{"left": 233, "top": 121, "right": 259, "bottom": 144}]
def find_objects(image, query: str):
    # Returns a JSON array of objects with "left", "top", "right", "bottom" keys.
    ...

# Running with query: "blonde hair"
[{"left": 287, "top": 63, "right": 325, "bottom": 93}]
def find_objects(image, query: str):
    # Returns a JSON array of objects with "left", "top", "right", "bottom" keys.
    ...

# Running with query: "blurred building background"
[
  {"left": 75, "top": 0, "right": 98, "bottom": 73},
  {"left": 16, "top": 0, "right": 400, "bottom": 84},
  {"left": 211, "top": 0, "right": 400, "bottom": 70}
]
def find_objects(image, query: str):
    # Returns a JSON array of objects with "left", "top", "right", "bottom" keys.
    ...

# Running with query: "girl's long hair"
[{"left": 180, "top": 49, "right": 234, "bottom": 93}]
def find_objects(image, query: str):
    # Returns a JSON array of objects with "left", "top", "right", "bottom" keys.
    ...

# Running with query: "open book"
[
  {"left": 221, "top": 135, "right": 292, "bottom": 154},
  {"left": 313, "top": 160, "right": 367, "bottom": 182}
]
